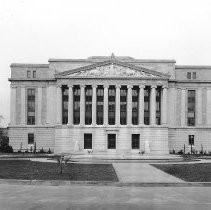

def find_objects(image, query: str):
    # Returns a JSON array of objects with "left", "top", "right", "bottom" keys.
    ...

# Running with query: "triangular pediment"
[{"left": 55, "top": 60, "right": 169, "bottom": 79}]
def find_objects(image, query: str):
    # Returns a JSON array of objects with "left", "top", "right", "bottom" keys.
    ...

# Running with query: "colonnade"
[{"left": 56, "top": 84, "right": 168, "bottom": 126}]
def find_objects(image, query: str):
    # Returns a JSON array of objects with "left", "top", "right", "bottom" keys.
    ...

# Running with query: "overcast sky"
[{"left": 0, "top": 0, "right": 211, "bottom": 126}]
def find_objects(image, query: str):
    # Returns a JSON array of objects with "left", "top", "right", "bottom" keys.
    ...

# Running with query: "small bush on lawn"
[
  {"left": 177, "top": 149, "right": 183, "bottom": 155},
  {"left": 0, "top": 137, "right": 13, "bottom": 153}
]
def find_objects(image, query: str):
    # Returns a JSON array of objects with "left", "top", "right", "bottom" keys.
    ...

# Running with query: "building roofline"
[
  {"left": 48, "top": 58, "right": 176, "bottom": 63},
  {"left": 10, "top": 63, "right": 49, "bottom": 68},
  {"left": 176, "top": 65, "right": 211, "bottom": 69}
]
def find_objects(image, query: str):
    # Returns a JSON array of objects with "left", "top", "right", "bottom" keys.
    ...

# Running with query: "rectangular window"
[
  {"left": 144, "top": 87, "right": 150, "bottom": 125},
  {"left": 33, "top": 70, "right": 36, "bottom": 78},
  {"left": 27, "top": 88, "right": 35, "bottom": 125},
  {"left": 108, "top": 86, "right": 116, "bottom": 125},
  {"left": 27, "top": 70, "right": 31, "bottom": 78},
  {"left": 85, "top": 86, "right": 92, "bottom": 125},
  {"left": 62, "top": 86, "right": 68, "bottom": 124},
  {"left": 156, "top": 87, "right": 161, "bottom": 125},
  {"left": 187, "top": 90, "right": 195, "bottom": 126},
  {"left": 192, "top": 72, "right": 196, "bottom": 79},
  {"left": 132, "top": 134, "right": 140, "bottom": 149},
  {"left": 28, "top": 133, "right": 34, "bottom": 144},
  {"left": 132, "top": 87, "right": 139, "bottom": 125},
  {"left": 108, "top": 134, "right": 116, "bottom": 149},
  {"left": 120, "top": 86, "right": 127, "bottom": 125},
  {"left": 189, "top": 135, "right": 194, "bottom": 145},
  {"left": 84, "top": 133, "right": 92, "bottom": 149},
  {"left": 96, "top": 86, "right": 104, "bottom": 125},
  {"left": 73, "top": 86, "right": 80, "bottom": 124},
  {"left": 187, "top": 72, "right": 191, "bottom": 79}
]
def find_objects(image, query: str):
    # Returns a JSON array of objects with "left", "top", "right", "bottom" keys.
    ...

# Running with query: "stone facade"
[{"left": 8, "top": 55, "right": 211, "bottom": 154}]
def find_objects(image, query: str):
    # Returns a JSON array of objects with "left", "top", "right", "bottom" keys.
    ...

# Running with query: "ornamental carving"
[{"left": 68, "top": 64, "right": 160, "bottom": 78}]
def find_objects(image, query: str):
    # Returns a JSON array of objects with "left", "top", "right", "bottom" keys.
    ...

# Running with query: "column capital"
[
  {"left": 80, "top": 84, "right": 85, "bottom": 88},
  {"left": 162, "top": 85, "right": 168, "bottom": 89},
  {"left": 139, "top": 84, "right": 145, "bottom": 89},
  {"left": 127, "top": 85, "right": 133, "bottom": 89},
  {"left": 68, "top": 84, "right": 73, "bottom": 88},
  {"left": 116, "top": 85, "right": 121, "bottom": 89},
  {"left": 103, "top": 84, "right": 109, "bottom": 89},
  {"left": 151, "top": 85, "right": 157, "bottom": 89},
  {"left": 92, "top": 84, "right": 98, "bottom": 88}
]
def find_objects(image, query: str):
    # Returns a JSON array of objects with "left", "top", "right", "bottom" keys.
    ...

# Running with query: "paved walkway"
[{"left": 113, "top": 163, "right": 185, "bottom": 183}]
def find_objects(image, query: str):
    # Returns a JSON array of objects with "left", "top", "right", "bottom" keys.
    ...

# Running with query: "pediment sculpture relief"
[{"left": 68, "top": 64, "right": 160, "bottom": 78}]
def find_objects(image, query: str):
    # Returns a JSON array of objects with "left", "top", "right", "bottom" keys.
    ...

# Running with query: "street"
[{"left": 0, "top": 184, "right": 211, "bottom": 210}]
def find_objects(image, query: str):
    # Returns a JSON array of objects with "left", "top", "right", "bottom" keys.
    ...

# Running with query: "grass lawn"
[
  {"left": 152, "top": 163, "right": 211, "bottom": 182},
  {"left": 0, "top": 160, "right": 118, "bottom": 181}
]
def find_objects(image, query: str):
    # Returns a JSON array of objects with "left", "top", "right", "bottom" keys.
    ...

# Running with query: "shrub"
[
  {"left": 177, "top": 149, "right": 183, "bottom": 155},
  {"left": 0, "top": 137, "right": 13, "bottom": 153},
  {"left": 48, "top": 148, "right": 51, "bottom": 154},
  {"left": 39, "top": 147, "right": 45, "bottom": 153}
]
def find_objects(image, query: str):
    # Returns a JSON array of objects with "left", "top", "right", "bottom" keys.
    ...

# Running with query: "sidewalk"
[{"left": 113, "top": 163, "right": 185, "bottom": 183}]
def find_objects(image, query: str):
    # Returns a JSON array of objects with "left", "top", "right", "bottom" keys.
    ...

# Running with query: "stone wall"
[
  {"left": 8, "top": 126, "right": 55, "bottom": 152},
  {"left": 169, "top": 128, "right": 211, "bottom": 153},
  {"left": 54, "top": 126, "right": 169, "bottom": 154}
]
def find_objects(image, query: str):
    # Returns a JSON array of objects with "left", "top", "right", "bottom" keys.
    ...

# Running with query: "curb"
[{"left": 1, "top": 179, "right": 211, "bottom": 187}]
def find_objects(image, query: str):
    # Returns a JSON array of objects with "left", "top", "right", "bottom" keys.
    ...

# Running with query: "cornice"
[
  {"left": 10, "top": 63, "right": 49, "bottom": 68},
  {"left": 8, "top": 78, "right": 56, "bottom": 82},
  {"left": 175, "top": 65, "right": 211, "bottom": 69}
]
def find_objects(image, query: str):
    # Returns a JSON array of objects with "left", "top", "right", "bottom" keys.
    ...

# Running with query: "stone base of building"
[
  {"left": 54, "top": 126, "right": 169, "bottom": 155},
  {"left": 8, "top": 126, "right": 211, "bottom": 155}
]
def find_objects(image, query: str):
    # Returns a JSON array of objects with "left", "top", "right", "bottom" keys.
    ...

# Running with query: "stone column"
[
  {"left": 92, "top": 85, "right": 97, "bottom": 126},
  {"left": 127, "top": 85, "right": 132, "bottom": 125},
  {"left": 181, "top": 88, "right": 186, "bottom": 126},
  {"left": 20, "top": 86, "right": 26, "bottom": 125},
  {"left": 37, "top": 87, "right": 42, "bottom": 125},
  {"left": 150, "top": 85, "right": 156, "bottom": 125},
  {"left": 10, "top": 86, "right": 17, "bottom": 125},
  {"left": 115, "top": 85, "right": 121, "bottom": 125},
  {"left": 139, "top": 85, "right": 145, "bottom": 125},
  {"left": 80, "top": 85, "right": 85, "bottom": 126},
  {"left": 206, "top": 88, "right": 211, "bottom": 125},
  {"left": 56, "top": 85, "right": 62, "bottom": 124},
  {"left": 68, "top": 85, "right": 73, "bottom": 125},
  {"left": 197, "top": 88, "right": 203, "bottom": 125},
  {"left": 161, "top": 86, "right": 168, "bottom": 125},
  {"left": 103, "top": 85, "right": 109, "bottom": 125}
]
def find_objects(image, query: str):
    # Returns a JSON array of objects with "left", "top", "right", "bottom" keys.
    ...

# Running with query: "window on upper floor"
[
  {"left": 187, "top": 90, "right": 195, "bottom": 126},
  {"left": 144, "top": 87, "right": 150, "bottom": 125},
  {"left": 187, "top": 72, "right": 191, "bottom": 79},
  {"left": 187, "top": 72, "right": 196, "bottom": 79},
  {"left": 27, "top": 88, "right": 36, "bottom": 125},
  {"left": 97, "top": 86, "right": 104, "bottom": 125},
  {"left": 62, "top": 86, "right": 68, "bottom": 124},
  {"left": 33, "top": 70, "right": 36, "bottom": 78},
  {"left": 27, "top": 70, "right": 31, "bottom": 78}
]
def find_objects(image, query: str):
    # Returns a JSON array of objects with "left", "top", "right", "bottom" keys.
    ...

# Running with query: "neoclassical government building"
[{"left": 8, "top": 55, "right": 211, "bottom": 154}]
